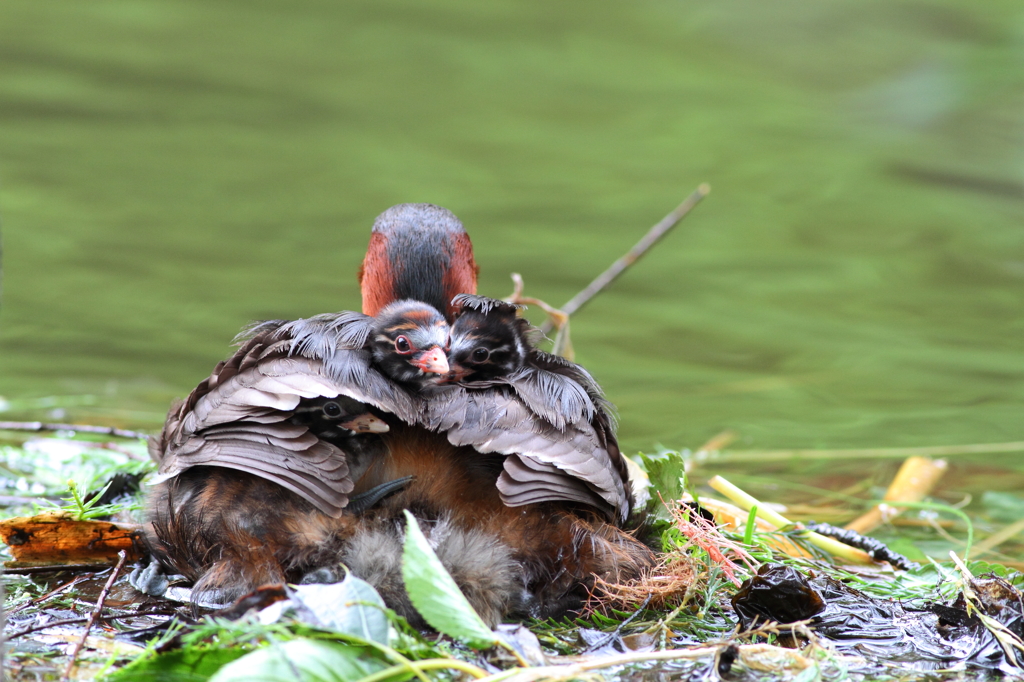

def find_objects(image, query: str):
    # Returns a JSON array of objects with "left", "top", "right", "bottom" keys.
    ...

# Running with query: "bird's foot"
[{"left": 347, "top": 475, "right": 415, "bottom": 514}]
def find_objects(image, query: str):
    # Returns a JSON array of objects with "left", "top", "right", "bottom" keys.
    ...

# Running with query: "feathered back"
[
  {"left": 151, "top": 314, "right": 419, "bottom": 518},
  {"left": 154, "top": 297, "right": 635, "bottom": 523}
]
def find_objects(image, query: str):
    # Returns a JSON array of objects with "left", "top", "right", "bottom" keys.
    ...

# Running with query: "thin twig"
[
  {"left": 582, "top": 593, "right": 653, "bottom": 653},
  {"left": 8, "top": 616, "right": 90, "bottom": 640},
  {"left": 540, "top": 184, "right": 709, "bottom": 333},
  {"left": 4, "top": 564, "right": 121, "bottom": 576},
  {"left": 62, "top": 550, "right": 127, "bottom": 680},
  {"left": 356, "top": 658, "right": 489, "bottom": 682},
  {"left": 0, "top": 495, "right": 62, "bottom": 507},
  {"left": 6, "top": 608, "right": 177, "bottom": 640},
  {"left": 707, "top": 440, "right": 1024, "bottom": 463},
  {"left": 0, "top": 421, "right": 149, "bottom": 441}
]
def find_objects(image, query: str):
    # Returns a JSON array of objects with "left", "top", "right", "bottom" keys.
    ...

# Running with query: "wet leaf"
[
  {"left": 260, "top": 577, "right": 390, "bottom": 645},
  {"left": 209, "top": 639, "right": 397, "bottom": 682},
  {"left": 400, "top": 510, "right": 497, "bottom": 648},
  {"left": 106, "top": 647, "right": 248, "bottom": 682}
]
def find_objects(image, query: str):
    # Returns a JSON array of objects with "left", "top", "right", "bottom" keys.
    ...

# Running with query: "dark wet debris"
[
  {"left": 806, "top": 521, "right": 921, "bottom": 571},
  {"left": 732, "top": 563, "right": 1024, "bottom": 675},
  {"left": 732, "top": 565, "right": 826, "bottom": 627}
]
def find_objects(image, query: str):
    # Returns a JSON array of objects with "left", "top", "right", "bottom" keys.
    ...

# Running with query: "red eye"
[{"left": 395, "top": 336, "right": 412, "bottom": 354}]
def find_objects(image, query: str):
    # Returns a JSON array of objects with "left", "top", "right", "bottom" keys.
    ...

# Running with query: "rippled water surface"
[{"left": 1, "top": 0, "right": 1023, "bottom": 461}]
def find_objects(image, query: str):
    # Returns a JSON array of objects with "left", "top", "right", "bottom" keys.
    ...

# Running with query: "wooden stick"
[
  {"left": 62, "top": 550, "right": 127, "bottom": 681},
  {"left": 7, "top": 609, "right": 177, "bottom": 640},
  {"left": 3, "top": 563, "right": 126, "bottom": 576},
  {"left": 540, "top": 184, "right": 709, "bottom": 333},
  {"left": 0, "top": 421, "right": 149, "bottom": 441}
]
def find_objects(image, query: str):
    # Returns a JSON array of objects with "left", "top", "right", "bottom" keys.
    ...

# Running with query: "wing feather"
[
  {"left": 425, "top": 384, "right": 630, "bottom": 521},
  {"left": 154, "top": 306, "right": 633, "bottom": 524},
  {"left": 153, "top": 312, "right": 416, "bottom": 517},
  {"left": 498, "top": 456, "right": 609, "bottom": 510}
]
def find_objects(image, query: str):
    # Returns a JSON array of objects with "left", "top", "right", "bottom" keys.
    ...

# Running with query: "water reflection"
[{"left": 0, "top": 0, "right": 1021, "bottom": 459}]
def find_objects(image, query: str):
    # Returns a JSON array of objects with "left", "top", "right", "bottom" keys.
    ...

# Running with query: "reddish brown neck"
[{"left": 358, "top": 204, "right": 479, "bottom": 319}]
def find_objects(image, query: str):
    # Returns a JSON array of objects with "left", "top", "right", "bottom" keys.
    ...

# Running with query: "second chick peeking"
[
  {"left": 375, "top": 296, "right": 532, "bottom": 387},
  {"left": 445, "top": 295, "right": 530, "bottom": 383}
]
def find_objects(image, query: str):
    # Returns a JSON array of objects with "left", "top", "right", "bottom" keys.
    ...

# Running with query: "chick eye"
[
  {"left": 471, "top": 347, "right": 490, "bottom": 362},
  {"left": 395, "top": 336, "right": 412, "bottom": 354},
  {"left": 322, "top": 401, "right": 342, "bottom": 418}
]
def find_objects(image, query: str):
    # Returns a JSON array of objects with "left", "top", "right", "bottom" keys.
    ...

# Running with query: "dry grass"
[{"left": 590, "top": 500, "right": 756, "bottom": 611}]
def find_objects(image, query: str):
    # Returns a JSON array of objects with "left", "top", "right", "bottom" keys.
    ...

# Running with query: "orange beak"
[
  {"left": 411, "top": 347, "right": 449, "bottom": 375},
  {"left": 340, "top": 412, "right": 390, "bottom": 434}
]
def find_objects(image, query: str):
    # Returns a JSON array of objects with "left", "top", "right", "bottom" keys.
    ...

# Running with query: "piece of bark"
[{"left": 0, "top": 510, "right": 143, "bottom": 566}]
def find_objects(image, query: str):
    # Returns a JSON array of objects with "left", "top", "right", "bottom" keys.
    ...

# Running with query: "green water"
[{"left": 1, "top": 0, "right": 1023, "bottom": 459}]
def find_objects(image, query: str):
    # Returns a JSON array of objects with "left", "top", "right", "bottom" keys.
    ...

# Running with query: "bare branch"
[
  {"left": 540, "top": 184, "right": 709, "bottom": 333},
  {"left": 62, "top": 550, "right": 127, "bottom": 681},
  {"left": 0, "top": 421, "right": 149, "bottom": 441}
]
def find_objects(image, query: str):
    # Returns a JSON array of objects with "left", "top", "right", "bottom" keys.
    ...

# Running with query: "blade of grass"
[{"left": 709, "top": 441, "right": 1024, "bottom": 463}]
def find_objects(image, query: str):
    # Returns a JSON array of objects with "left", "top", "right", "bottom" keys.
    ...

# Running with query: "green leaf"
[
  {"left": 400, "top": 510, "right": 498, "bottom": 648},
  {"left": 209, "top": 639, "right": 398, "bottom": 682},
  {"left": 633, "top": 449, "right": 687, "bottom": 518},
  {"left": 105, "top": 647, "right": 247, "bottom": 682}
]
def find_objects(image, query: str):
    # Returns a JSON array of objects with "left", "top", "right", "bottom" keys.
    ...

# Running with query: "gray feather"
[
  {"left": 154, "top": 312, "right": 421, "bottom": 518},
  {"left": 422, "top": 385, "right": 629, "bottom": 521}
]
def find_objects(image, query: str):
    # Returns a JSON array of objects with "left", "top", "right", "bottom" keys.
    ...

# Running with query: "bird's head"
[
  {"left": 292, "top": 395, "right": 390, "bottom": 436},
  {"left": 445, "top": 295, "right": 529, "bottom": 383},
  {"left": 359, "top": 204, "right": 479, "bottom": 320},
  {"left": 370, "top": 300, "right": 451, "bottom": 387}
]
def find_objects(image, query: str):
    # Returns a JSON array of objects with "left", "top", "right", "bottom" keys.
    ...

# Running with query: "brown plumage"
[
  {"left": 149, "top": 300, "right": 450, "bottom": 517},
  {"left": 146, "top": 299, "right": 451, "bottom": 603},
  {"left": 355, "top": 421, "right": 652, "bottom": 618},
  {"left": 147, "top": 467, "right": 361, "bottom": 601},
  {"left": 145, "top": 203, "right": 654, "bottom": 624}
]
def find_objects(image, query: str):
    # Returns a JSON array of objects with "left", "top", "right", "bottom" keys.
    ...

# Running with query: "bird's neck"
[{"left": 360, "top": 230, "right": 478, "bottom": 319}]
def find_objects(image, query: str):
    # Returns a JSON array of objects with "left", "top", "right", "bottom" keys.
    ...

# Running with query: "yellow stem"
[
  {"left": 708, "top": 476, "right": 874, "bottom": 565},
  {"left": 358, "top": 658, "right": 489, "bottom": 682}
]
